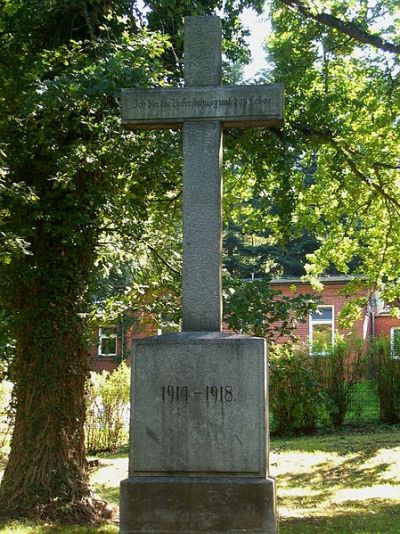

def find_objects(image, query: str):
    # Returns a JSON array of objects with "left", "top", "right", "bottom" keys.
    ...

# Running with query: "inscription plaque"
[
  {"left": 122, "top": 85, "right": 284, "bottom": 129},
  {"left": 161, "top": 385, "right": 234, "bottom": 403},
  {"left": 130, "top": 333, "right": 268, "bottom": 477}
]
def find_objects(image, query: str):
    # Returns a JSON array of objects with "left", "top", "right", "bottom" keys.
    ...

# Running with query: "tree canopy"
[
  {"left": 0, "top": 0, "right": 181, "bottom": 520},
  {"left": 224, "top": 0, "right": 399, "bottom": 321}
]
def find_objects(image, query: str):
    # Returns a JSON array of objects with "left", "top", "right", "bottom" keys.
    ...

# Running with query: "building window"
[
  {"left": 390, "top": 327, "right": 400, "bottom": 360},
  {"left": 98, "top": 327, "right": 117, "bottom": 357},
  {"left": 309, "top": 305, "right": 334, "bottom": 354}
]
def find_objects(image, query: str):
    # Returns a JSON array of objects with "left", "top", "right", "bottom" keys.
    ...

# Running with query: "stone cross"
[{"left": 121, "top": 16, "right": 284, "bottom": 332}]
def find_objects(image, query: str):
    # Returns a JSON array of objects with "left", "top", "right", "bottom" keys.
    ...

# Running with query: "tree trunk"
[
  {"left": 0, "top": 283, "right": 103, "bottom": 521},
  {"left": 0, "top": 178, "right": 107, "bottom": 522}
]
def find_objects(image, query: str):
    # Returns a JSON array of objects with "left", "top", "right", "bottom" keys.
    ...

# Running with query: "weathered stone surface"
[
  {"left": 184, "top": 15, "right": 222, "bottom": 87},
  {"left": 121, "top": 85, "right": 284, "bottom": 130},
  {"left": 182, "top": 121, "right": 222, "bottom": 332},
  {"left": 120, "top": 476, "right": 277, "bottom": 533},
  {"left": 129, "top": 333, "right": 268, "bottom": 476},
  {"left": 181, "top": 16, "right": 223, "bottom": 332}
]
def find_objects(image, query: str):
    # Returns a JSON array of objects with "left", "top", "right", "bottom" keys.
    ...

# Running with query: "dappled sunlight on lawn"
[
  {"left": 270, "top": 428, "right": 400, "bottom": 532},
  {"left": 1, "top": 428, "right": 399, "bottom": 532},
  {"left": 361, "top": 446, "right": 400, "bottom": 483},
  {"left": 279, "top": 500, "right": 400, "bottom": 534},
  {"left": 90, "top": 457, "right": 128, "bottom": 487},
  {"left": 333, "top": 485, "right": 400, "bottom": 503},
  {"left": 90, "top": 457, "right": 128, "bottom": 508}
]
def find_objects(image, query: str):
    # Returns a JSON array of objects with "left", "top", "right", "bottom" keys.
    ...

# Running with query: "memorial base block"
[
  {"left": 121, "top": 332, "right": 277, "bottom": 533},
  {"left": 120, "top": 476, "right": 277, "bottom": 533}
]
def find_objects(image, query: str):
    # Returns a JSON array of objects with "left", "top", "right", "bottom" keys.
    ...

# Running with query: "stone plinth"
[
  {"left": 120, "top": 476, "right": 276, "bottom": 533},
  {"left": 120, "top": 332, "right": 277, "bottom": 533}
]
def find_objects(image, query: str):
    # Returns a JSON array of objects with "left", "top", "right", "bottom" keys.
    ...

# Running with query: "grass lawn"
[
  {"left": 0, "top": 425, "right": 399, "bottom": 533},
  {"left": 273, "top": 425, "right": 400, "bottom": 533}
]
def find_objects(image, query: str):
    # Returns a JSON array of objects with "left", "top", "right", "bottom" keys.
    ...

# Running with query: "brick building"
[
  {"left": 270, "top": 276, "right": 370, "bottom": 347},
  {"left": 373, "top": 298, "right": 400, "bottom": 354},
  {"left": 90, "top": 275, "right": 400, "bottom": 371},
  {"left": 270, "top": 276, "right": 400, "bottom": 350},
  {"left": 90, "top": 314, "right": 160, "bottom": 373}
]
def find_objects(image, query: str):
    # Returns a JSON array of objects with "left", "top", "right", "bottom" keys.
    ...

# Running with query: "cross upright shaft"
[
  {"left": 182, "top": 16, "right": 223, "bottom": 332},
  {"left": 120, "top": 16, "right": 284, "bottom": 334}
]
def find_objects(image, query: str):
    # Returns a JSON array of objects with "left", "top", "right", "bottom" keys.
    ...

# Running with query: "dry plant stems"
[
  {"left": 85, "top": 363, "right": 130, "bottom": 453},
  {"left": 0, "top": 382, "right": 13, "bottom": 466}
]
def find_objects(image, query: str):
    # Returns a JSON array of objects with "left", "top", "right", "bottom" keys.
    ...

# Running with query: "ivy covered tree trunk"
[
  {"left": 0, "top": 171, "right": 104, "bottom": 520},
  {"left": 0, "top": 308, "right": 92, "bottom": 519},
  {"left": 0, "top": 0, "right": 176, "bottom": 520}
]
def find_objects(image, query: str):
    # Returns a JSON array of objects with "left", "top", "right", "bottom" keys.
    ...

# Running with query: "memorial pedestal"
[
  {"left": 120, "top": 332, "right": 277, "bottom": 533},
  {"left": 120, "top": 476, "right": 276, "bottom": 533}
]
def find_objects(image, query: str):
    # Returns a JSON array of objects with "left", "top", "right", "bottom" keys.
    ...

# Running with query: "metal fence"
[{"left": 345, "top": 380, "right": 380, "bottom": 424}]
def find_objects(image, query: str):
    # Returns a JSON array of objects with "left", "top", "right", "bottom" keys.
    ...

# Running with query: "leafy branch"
[
  {"left": 279, "top": 0, "right": 400, "bottom": 55},
  {"left": 334, "top": 144, "right": 400, "bottom": 212}
]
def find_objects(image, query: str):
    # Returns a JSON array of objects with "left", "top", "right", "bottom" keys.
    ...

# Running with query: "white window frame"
[
  {"left": 309, "top": 305, "right": 335, "bottom": 354},
  {"left": 98, "top": 327, "right": 117, "bottom": 357},
  {"left": 390, "top": 327, "right": 400, "bottom": 360}
]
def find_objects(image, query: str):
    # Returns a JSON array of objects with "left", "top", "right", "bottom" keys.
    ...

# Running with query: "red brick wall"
[
  {"left": 375, "top": 315, "right": 400, "bottom": 338},
  {"left": 271, "top": 281, "right": 370, "bottom": 345},
  {"left": 91, "top": 359, "right": 120, "bottom": 373},
  {"left": 90, "top": 317, "right": 158, "bottom": 373},
  {"left": 90, "top": 281, "right": 380, "bottom": 372}
]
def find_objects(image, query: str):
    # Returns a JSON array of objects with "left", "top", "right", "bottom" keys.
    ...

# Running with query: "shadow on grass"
[
  {"left": 279, "top": 499, "right": 400, "bottom": 534},
  {"left": 282, "top": 452, "right": 395, "bottom": 492},
  {"left": 271, "top": 424, "right": 400, "bottom": 455},
  {"left": 0, "top": 500, "right": 399, "bottom": 534}
]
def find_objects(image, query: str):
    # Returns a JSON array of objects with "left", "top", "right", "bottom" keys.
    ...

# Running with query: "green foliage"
[
  {"left": 224, "top": 275, "right": 318, "bottom": 339},
  {"left": 0, "top": 0, "right": 181, "bottom": 337},
  {"left": 0, "top": 0, "right": 262, "bottom": 516},
  {"left": 368, "top": 336, "right": 400, "bottom": 423},
  {"left": 224, "top": 221, "right": 319, "bottom": 278},
  {"left": 269, "top": 0, "right": 400, "bottom": 303},
  {"left": 223, "top": 0, "right": 400, "bottom": 314},
  {"left": 0, "top": 311, "right": 14, "bottom": 368},
  {"left": 269, "top": 343, "right": 322, "bottom": 434},
  {"left": 144, "top": 0, "right": 256, "bottom": 74},
  {"left": 0, "top": 148, "right": 31, "bottom": 266},
  {"left": 0, "top": 0, "right": 398, "bottom": 518},
  {"left": 89, "top": 203, "right": 183, "bottom": 333},
  {"left": 85, "top": 363, "right": 130, "bottom": 453},
  {"left": 269, "top": 337, "right": 373, "bottom": 434},
  {"left": 314, "top": 336, "right": 365, "bottom": 427},
  {"left": 0, "top": 0, "right": 184, "bottom": 519}
]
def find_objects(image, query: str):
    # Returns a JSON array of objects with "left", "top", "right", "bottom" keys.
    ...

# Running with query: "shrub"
[
  {"left": 85, "top": 362, "right": 130, "bottom": 453},
  {"left": 315, "top": 336, "right": 365, "bottom": 427},
  {"left": 269, "top": 344, "right": 322, "bottom": 435},
  {"left": 368, "top": 337, "right": 400, "bottom": 424}
]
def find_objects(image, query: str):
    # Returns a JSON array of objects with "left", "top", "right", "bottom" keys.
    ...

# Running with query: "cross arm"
[{"left": 121, "top": 85, "right": 284, "bottom": 130}]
